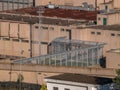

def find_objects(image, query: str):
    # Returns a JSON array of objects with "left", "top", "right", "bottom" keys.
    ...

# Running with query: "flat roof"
[
  {"left": 87, "top": 25, "right": 120, "bottom": 31},
  {"left": 46, "top": 73, "right": 113, "bottom": 85},
  {"left": 100, "top": 1, "right": 113, "bottom": 5}
]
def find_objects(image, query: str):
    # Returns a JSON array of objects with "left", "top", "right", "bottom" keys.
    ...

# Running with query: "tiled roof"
[
  {"left": 0, "top": 13, "right": 86, "bottom": 26},
  {"left": 4, "top": 6, "right": 98, "bottom": 21}
]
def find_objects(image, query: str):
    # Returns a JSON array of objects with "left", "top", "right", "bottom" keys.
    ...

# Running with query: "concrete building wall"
[
  {"left": 107, "top": 13, "right": 120, "bottom": 25},
  {"left": 71, "top": 28, "right": 120, "bottom": 54},
  {"left": 0, "top": 0, "right": 33, "bottom": 11},
  {"left": 0, "top": 69, "right": 60, "bottom": 85},
  {"left": 99, "top": 0, "right": 120, "bottom": 10},
  {"left": 97, "top": 13, "right": 120, "bottom": 25},
  {"left": 0, "top": 20, "right": 31, "bottom": 58},
  {"left": 113, "top": 0, "right": 120, "bottom": 9},
  {"left": 99, "top": 3, "right": 113, "bottom": 10},
  {"left": 35, "top": 0, "right": 109, "bottom": 7},
  {"left": 97, "top": 14, "right": 107, "bottom": 25},
  {"left": 31, "top": 24, "right": 69, "bottom": 56},
  {"left": 0, "top": 19, "right": 120, "bottom": 59},
  {"left": 45, "top": 79, "right": 112, "bottom": 90},
  {"left": 46, "top": 81, "right": 90, "bottom": 90},
  {"left": 106, "top": 52, "right": 120, "bottom": 69}
]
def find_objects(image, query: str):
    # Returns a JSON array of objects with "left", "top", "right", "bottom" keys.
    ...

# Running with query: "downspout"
[
  {"left": 33, "top": 0, "right": 35, "bottom": 7},
  {"left": 30, "top": 23, "right": 33, "bottom": 58},
  {"left": 95, "top": 0, "right": 97, "bottom": 11}
]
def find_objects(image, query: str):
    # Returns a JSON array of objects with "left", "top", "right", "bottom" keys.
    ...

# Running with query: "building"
[
  {"left": 0, "top": 5, "right": 120, "bottom": 68},
  {"left": 97, "top": 0, "right": 120, "bottom": 25},
  {"left": 0, "top": 7, "right": 97, "bottom": 58},
  {"left": 99, "top": 0, "right": 120, "bottom": 10},
  {"left": 45, "top": 73, "right": 114, "bottom": 90},
  {"left": 35, "top": 0, "right": 110, "bottom": 8},
  {"left": 97, "top": 11, "right": 120, "bottom": 25},
  {"left": 106, "top": 48, "right": 120, "bottom": 69},
  {"left": 0, "top": 0, "right": 34, "bottom": 11}
]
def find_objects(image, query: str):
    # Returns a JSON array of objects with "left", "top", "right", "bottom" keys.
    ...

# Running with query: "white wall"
[
  {"left": 45, "top": 79, "right": 99, "bottom": 90},
  {"left": 46, "top": 80, "right": 113, "bottom": 90}
]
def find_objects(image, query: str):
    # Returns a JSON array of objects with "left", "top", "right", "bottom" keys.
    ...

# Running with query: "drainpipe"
[
  {"left": 33, "top": 0, "right": 35, "bottom": 7},
  {"left": 30, "top": 24, "right": 32, "bottom": 58},
  {"left": 95, "top": 0, "right": 97, "bottom": 11}
]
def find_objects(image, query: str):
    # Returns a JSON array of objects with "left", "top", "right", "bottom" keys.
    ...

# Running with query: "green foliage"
[
  {"left": 113, "top": 69, "right": 120, "bottom": 88},
  {"left": 40, "top": 84, "right": 48, "bottom": 90},
  {"left": 17, "top": 73, "right": 24, "bottom": 83}
]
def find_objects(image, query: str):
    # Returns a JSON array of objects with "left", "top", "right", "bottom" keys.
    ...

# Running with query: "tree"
[
  {"left": 113, "top": 69, "right": 120, "bottom": 89},
  {"left": 40, "top": 84, "right": 48, "bottom": 90}
]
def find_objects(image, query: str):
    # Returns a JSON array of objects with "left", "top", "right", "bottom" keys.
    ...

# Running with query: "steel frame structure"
[{"left": 14, "top": 37, "right": 105, "bottom": 67}]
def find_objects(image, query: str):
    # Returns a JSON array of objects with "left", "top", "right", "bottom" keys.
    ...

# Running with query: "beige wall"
[
  {"left": 71, "top": 28, "right": 120, "bottom": 54},
  {"left": 99, "top": 0, "right": 120, "bottom": 10},
  {"left": 35, "top": 0, "right": 108, "bottom": 7},
  {"left": 106, "top": 52, "right": 120, "bottom": 69},
  {"left": 97, "top": 13, "right": 120, "bottom": 25},
  {"left": 0, "top": 18, "right": 120, "bottom": 62},
  {"left": 0, "top": 20, "right": 31, "bottom": 58},
  {"left": 97, "top": 14, "right": 107, "bottom": 25},
  {"left": 107, "top": 13, "right": 120, "bottom": 25},
  {"left": 99, "top": 3, "right": 113, "bottom": 10},
  {"left": 0, "top": 70, "right": 60, "bottom": 85},
  {"left": 113, "top": 0, "right": 120, "bottom": 9},
  {"left": 31, "top": 24, "right": 69, "bottom": 56}
]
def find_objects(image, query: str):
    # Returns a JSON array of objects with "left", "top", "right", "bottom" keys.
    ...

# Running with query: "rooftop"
[
  {"left": 88, "top": 25, "right": 120, "bottom": 31},
  {"left": 107, "top": 48, "right": 120, "bottom": 53},
  {"left": 100, "top": 1, "right": 113, "bottom": 5},
  {"left": 3, "top": 6, "right": 97, "bottom": 21},
  {"left": 0, "top": 13, "right": 86, "bottom": 26},
  {"left": 46, "top": 73, "right": 113, "bottom": 85}
]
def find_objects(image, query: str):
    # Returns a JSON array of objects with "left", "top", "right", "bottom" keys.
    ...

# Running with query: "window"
[
  {"left": 41, "top": 26, "right": 48, "bottom": 30},
  {"left": 3, "top": 38, "right": 10, "bottom": 41},
  {"left": 91, "top": 32, "right": 95, "bottom": 34},
  {"left": 12, "top": 39, "right": 19, "bottom": 42},
  {"left": 66, "top": 29, "right": 71, "bottom": 31},
  {"left": 35, "top": 26, "right": 39, "bottom": 29},
  {"left": 97, "top": 32, "right": 101, "bottom": 35},
  {"left": 111, "top": 33, "right": 115, "bottom": 36},
  {"left": 118, "top": 34, "right": 120, "bottom": 36},
  {"left": 98, "top": 17, "right": 101, "bottom": 20},
  {"left": 64, "top": 88, "right": 70, "bottom": 90},
  {"left": 53, "top": 87, "right": 58, "bottom": 90},
  {"left": 21, "top": 40, "right": 29, "bottom": 43},
  {"left": 50, "top": 27, "right": 54, "bottom": 30},
  {"left": 61, "top": 28, "right": 64, "bottom": 31},
  {"left": 105, "top": 5, "right": 108, "bottom": 10}
]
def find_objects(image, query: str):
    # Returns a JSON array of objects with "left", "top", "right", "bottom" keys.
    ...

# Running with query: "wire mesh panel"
[{"left": 14, "top": 37, "right": 105, "bottom": 67}]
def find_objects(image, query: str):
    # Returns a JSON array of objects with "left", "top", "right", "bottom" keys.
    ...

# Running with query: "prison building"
[
  {"left": 0, "top": 6, "right": 120, "bottom": 68},
  {"left": 35, "top": 0, "right": 110, "bottom": 7},
  {"left": 0, "top": 0, "right": 34, "bottom": 11}
]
